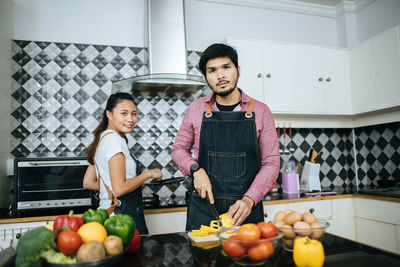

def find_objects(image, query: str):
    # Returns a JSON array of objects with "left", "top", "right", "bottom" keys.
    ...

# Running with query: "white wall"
[
  {"left": 0, "top": 0, "right": 13, "bottom": 209},
  {"left": 356, "top": 0, "right": 400, "bottom": 43},
  {"left": 13, "top": 0, "right": 147, "bottom": 47},
  {"left": 184, "top": 0, "right": 339, "bottom": 51}
]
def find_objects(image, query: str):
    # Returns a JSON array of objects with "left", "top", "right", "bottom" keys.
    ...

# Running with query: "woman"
[{"left": 83, "top": 92, "right": 162, "bottom": 234}]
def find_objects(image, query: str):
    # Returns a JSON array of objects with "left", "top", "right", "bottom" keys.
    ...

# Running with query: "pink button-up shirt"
[{"left": 171, "top": 89, "right": 280, "bottom": 204}]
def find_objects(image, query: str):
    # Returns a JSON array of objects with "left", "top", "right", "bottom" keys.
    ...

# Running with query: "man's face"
[{"left": 204, "top": 57, "right": 240, "bottom": 97}]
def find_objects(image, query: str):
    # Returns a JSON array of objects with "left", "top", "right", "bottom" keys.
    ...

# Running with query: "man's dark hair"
[{"left": 198, "top": 43, "right": 239, "bottom": 76}]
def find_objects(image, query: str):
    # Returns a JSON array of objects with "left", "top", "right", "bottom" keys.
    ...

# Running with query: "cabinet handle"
[
  {"left": 264, "top": 213, "right": 268, "bottom": 218},
  {"left": 309, "top": 208, "right": 315, "bottom": 214},
  {"left": 318, "top": 77, "right": 323, "bottom": 82},
  {"left": 266, "top": 73, "right": 271, "bottom": 78},
  {"left": 326, "top": 78, "right": 331, "bottom": 82},
  {"left": 257, "top": 73, "right": 262, "bottom": 78}
]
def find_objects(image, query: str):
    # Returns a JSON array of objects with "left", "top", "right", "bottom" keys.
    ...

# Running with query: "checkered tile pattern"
[
  {"left": 277, "top": 128, "right": 355, "bottom": 189},
  {"left": 354, "top": 121, "right": 400, "bottom": 187}
]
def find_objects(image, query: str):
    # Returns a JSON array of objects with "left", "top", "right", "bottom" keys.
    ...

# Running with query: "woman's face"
[{"left": 106, "top": 99, "right": 137, "bottom": 135}]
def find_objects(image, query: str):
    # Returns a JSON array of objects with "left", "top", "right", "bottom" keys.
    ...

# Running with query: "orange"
[{"left": 77, "top": 222, "right": 107, "bottom": 244}]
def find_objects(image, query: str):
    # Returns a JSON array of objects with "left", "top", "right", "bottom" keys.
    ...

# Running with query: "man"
[{"left": 171, "top": 43, "right": 280, "bottom": 230}]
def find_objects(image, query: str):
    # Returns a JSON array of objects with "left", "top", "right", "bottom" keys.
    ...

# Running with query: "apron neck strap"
[
  {"left": 206, "top": 98, "right": 255, "bottom": 117},
  {"left": 246, "top": 98, "right": 255, "bottom": 117},
  {"left": 94, "top": 131, "right": 120, "bottom": 215}
]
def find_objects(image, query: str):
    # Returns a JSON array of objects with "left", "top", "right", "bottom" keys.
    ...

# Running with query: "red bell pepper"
[
  {"left": 127, "top": 229, "right": 141, "bottom": 253},
  {"left": 53, "top": 210, "right": 83, "bottom": 233}
]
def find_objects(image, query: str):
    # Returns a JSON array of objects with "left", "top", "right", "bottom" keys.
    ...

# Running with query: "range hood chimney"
[{"left": 112, "top": 0, "right": 206, "bottom": 94}]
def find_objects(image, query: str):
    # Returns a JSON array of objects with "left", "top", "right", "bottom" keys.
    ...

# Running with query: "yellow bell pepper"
[
  {"left": 293, "top": 237, "right": 325, "bottom": 267},
  {"left": 219, "top": 213, "right": 234, "bottom": 228}
]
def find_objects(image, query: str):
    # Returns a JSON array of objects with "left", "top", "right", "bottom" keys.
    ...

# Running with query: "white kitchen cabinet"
[
  {"left": 354, "top": 198, "right": 400, "bottom": 254},
  {"left": 287, "top": 200, "right": 332, "bottom": 220},
  {"left": 355, "top": 217, "right": 398, "bottom": 254},
  {"left": 225, "top": 37, "right": 351, "bottom": 115},
  {"left": 372, "top": 25, "right": 400, "bottom": 109},
  {"left": 331, "top": 198, "right": 355, "bottom": 240},
  {"left": 350, "top": 25, "right": 400, "bottom": 114},
  {"left": 224, "top": 38, "right": 264, "bottom": 102},
  {"left": 0, "top": 221, "right": 51, "bottom": 249},
  {"left": 145, "top": 211, "right": 186, "bottom": 235}
]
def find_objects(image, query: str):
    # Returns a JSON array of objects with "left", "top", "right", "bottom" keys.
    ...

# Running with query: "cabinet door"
[
  {"left": 372, "top": 26, "right": 400, "bottom": 109},
  {"left": 331, "top": 198, "right": 355, "bottom": 240},
  {"left": 322, "top": 48, "right": 352, "bottom": 114},
  {"left": 355, "top": 217, "right": 398, "bottom": 254},
  {"left": 349, "top": 40, "right": 376, "bottom": 113},
  {"left": 292, "top": 45, "right": 325, "bottom": 113},
  {"left": 262, "top": 41, "right": 295, "bottom": 112},
  {"left": 226, "top": 38, "right": 264, "bottom": 102},
  {"left": 145, "top": 211, "right": 186, "bottom": 235},
  {"left": 287, "top": 200, "right": 332, "bottom": 220}
]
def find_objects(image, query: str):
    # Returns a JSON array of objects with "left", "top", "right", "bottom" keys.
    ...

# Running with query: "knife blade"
[{"left": 206, "top": 195, "right": 221, "bottom": 227}]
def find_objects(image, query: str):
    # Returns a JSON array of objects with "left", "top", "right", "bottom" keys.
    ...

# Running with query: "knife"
[
  {"left": 206, "top": 195, "right": 222, "bottom": 227},
  {"left": 314, "top": 151, "right": 323, "bottom": 163}
]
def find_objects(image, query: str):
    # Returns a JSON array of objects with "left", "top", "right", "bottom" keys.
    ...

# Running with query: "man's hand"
[
  {"left": 227, "top": 196, "right": 255, "bottom": 225},
  {"left": 193, "top": 168, "right": 214, "bottom": 204}
]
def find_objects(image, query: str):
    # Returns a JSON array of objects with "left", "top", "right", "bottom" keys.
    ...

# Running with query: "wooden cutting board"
[{"left": 187, "top": 232, "right": 220, "bottom": 244}]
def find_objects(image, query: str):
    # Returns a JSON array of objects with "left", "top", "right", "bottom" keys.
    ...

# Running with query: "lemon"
[{"left": 77, "top": 222, "right": 107, "bottom": 244}]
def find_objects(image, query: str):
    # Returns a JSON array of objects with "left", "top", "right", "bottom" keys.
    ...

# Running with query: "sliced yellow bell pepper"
[{"left": 293, "top": 237, "right": 325, "bottom": 267}]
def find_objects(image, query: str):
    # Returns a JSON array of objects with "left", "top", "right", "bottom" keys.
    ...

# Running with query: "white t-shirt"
[{"left": 95, "top": 129, "right": 137, "bottom": 210}]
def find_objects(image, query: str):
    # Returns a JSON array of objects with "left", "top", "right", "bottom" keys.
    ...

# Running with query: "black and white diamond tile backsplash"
[
  {"left": 354, "top": 121, "right": 400, "bottom": 187},
  {"left": 10, "top": 40, "right": 400, "bottom": 199}
]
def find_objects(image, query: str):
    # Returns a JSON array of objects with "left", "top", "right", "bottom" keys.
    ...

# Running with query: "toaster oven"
[{"left": 13, "top": 157, "right": 96, "bottom": 214}]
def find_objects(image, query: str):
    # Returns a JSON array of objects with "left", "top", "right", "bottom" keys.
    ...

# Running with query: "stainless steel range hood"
[{"left": 112, "top": 0, "right": 206, "bottom": 94}]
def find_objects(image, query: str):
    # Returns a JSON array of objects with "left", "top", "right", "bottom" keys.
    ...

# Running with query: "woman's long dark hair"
[{"left": 85, "top": 92, "right": 135, "bottom": 164}]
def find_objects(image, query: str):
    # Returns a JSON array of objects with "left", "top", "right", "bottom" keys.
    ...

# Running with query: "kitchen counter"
[{"left": 3, "top": 232, "right": 400, "bottom": 267}]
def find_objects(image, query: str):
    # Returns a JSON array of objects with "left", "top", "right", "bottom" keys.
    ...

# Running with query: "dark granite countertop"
[{"left": 4, "top": 231, "right": 399, "bottom": 267}]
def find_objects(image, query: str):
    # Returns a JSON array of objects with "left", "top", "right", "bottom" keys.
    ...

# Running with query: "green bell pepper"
[
  {"left": 82, "top": 208, "right": 109, "bottom": 224},
  {"left": 104, "top": 214, "right": 136, "bottom": 244}
]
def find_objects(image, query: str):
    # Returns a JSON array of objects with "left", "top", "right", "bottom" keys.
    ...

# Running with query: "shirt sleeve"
[
  {"left": 245, "top": 105, "right": 280, "bottom": 204},
  {"left": 102, "top": 134, "right": 124, "bottom": 162},
  {"left": 171, "top": 104, "right": 198, "bottom": 177}
]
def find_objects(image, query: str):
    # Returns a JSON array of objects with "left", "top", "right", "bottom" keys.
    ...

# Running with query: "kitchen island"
[{"left": 2, "top": 231, "right": 400, "bottom": 267}]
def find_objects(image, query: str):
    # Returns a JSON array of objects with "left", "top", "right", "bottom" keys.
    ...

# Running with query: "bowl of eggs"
[{"left": 273, "top": 209, "right": 330, "bottom": 252}]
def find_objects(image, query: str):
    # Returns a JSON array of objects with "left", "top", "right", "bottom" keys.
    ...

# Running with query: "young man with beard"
[{"left": 171, "top": 43, "right": 280, "bottom": 230}]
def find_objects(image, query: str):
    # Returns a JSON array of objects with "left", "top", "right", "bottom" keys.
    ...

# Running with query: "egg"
[
  {"left": 293, "top": 221, "right": 312, "bottom": 236},
  {"left": 284, "top": 209, "right": 295, "bottom": 215},
  {"left": 274, "top": 220, "right": 285, "bottom": 228},
  {"left": 280, "top": 224, "right": 296, "bottom": 238},
  {"left": 273, "top": 211, "right": 286, "bottom": 224},
  {"left": 310, "top": 222, "right": 323, "bottom": 239},
  {"left": 283, "top": 211, "right": 302, "bottom": 225},
  {"left": 302, "top": 212, "right": 317, "bottom": 224}
]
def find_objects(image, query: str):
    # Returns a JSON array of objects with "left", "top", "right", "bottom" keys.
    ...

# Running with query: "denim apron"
[
  {"left": 96, "top": 133, "right": 149, "bottom": 234},
  {"left": 186, "top": 98, "right": 264, "bottom": 230}
]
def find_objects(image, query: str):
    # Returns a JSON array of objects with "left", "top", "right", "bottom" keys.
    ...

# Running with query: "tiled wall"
[
  {"left": 354, "top": 121, "right": 400, "bottom": 187},
  {"left": 10, "top": 40, "right": 400, "bottom": 200}
]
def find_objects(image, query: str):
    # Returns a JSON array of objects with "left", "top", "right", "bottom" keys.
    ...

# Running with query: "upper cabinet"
[
  {"left": 225, "top": 37, "right": 352, "bottom": 115},
  {"left": 350, "top": 25, "right": 400, "bottom": 114}
]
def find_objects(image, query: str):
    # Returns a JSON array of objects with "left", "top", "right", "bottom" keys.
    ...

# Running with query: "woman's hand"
[
  {"left": 82, "top": 164, "right": 99, "bottom": 190},
  {"left": 148, "top": 168, "right": 163, "bottom": 181}
]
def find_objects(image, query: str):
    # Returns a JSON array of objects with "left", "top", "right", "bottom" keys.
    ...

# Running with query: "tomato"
[
  {"left": 127, "top": 229, "right": 141, "bottom": 253},
  {"left": 57, "top": 230, "right": 82, "bottom": 255},
  {"left": 237, "top": 223, "right": 261, "bottom": 241},
  {"left": 247, "top": 240, "right": 274, "bottom": 261},
  {"left": 257, "top": 222, "right": 278, "bottom": 238},
  {"left": 224, "top": 239, "right": 246, "bottom": 258}
]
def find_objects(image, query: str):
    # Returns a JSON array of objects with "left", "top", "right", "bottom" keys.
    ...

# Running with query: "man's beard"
[{"left": 208, "top": 79, "right": 239, "bottom": 97}]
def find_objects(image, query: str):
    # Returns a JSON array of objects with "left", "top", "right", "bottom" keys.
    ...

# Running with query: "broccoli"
[{"left": 15, "top": 226, "right": 56, "bottom": 267}]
